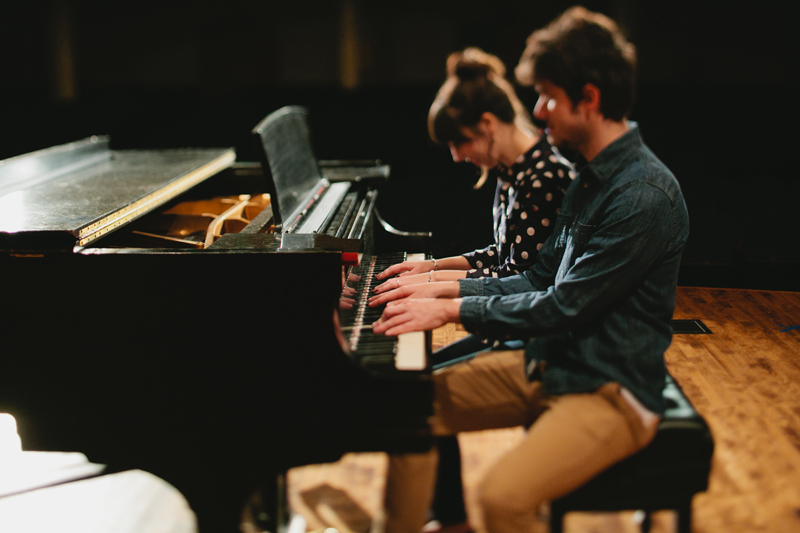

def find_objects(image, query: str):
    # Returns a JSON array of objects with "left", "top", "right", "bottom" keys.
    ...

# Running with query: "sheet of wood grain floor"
[
  {"left": 667, "top": 288, "right": 800, "bottom": 532},
  {"left": 287, "top": 288, "right": 800, "bottom": 533}
]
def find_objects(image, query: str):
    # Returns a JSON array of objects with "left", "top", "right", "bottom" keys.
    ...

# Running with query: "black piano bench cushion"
[{"left": 548, "top": 374, "right": 714, "bottom": 533}]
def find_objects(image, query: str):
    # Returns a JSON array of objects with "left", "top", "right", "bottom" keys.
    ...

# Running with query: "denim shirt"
[{"left": 458, "top": 124, "right": 689, "bottom": 414}]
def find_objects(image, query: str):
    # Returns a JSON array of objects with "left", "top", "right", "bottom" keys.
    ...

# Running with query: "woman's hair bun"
[{"left": 446, "top": 47, "right": 506, "bottom": 81}]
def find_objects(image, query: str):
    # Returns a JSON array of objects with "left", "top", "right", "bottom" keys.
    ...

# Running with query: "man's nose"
[{"left": 450, "top": 145, "right": 463, "bottom": 162}]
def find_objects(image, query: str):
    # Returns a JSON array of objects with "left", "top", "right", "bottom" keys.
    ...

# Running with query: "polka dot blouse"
[{"left": 462, "top": 135, "right": 575, "bottom": 278}]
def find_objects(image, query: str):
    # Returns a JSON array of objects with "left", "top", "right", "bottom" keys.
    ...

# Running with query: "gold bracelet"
[
  {"left": 432, "top": 258, "right": 439, "bottom": 271},
  {"left": 428, "top": 270, "right": 434, "bottom": 283}
]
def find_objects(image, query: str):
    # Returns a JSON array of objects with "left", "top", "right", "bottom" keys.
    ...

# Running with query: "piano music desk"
[{"left": 285, "top": 287, "right": 800, "bottom": 533}]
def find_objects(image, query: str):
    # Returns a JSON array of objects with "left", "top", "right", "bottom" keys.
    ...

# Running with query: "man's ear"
[{"left": 580, "top": 83, "right": 601, "bottom": 113}]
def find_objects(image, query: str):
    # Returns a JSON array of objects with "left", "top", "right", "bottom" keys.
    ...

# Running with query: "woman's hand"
[
  {"left": 372, "top": 298, "right": 462, "bottom": 336},
  {"left": 368, "top": 281, "right": 460, "bottom": 307},
  {"left": 372, "top": 272, "right": 431, "bottom": 294},
  {"left": 375, "top": 260, "right": 435, "bottom": 280}
]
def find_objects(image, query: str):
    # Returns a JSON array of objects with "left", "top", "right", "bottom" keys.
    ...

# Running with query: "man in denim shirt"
[{"left": 370, "top": 8, "right": 689, "bottom": 533}]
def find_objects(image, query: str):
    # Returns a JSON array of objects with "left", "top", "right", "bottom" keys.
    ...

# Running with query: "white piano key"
[
  {"left": 393, "top": 253, "right": 430, "bottom": 370},
  {"left": 395, "top": 331, "right": 427, "bottom": 371}
]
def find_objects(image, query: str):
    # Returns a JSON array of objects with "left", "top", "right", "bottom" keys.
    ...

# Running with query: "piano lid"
[{"left": 0, "top": 136, "right": 236, "bottom": 251}]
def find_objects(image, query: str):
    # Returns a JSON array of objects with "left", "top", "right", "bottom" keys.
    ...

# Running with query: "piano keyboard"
[{"left": 342, "top": 253, "right": 428, "bottom": 372}]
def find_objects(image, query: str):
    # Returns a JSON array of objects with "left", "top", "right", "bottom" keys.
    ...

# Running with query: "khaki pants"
[{"left": 384, "top": 349, "right": 659, "bottom": 533}]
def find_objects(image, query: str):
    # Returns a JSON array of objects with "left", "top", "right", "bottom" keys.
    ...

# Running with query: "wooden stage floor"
[{"left": 285, "top": 287, "right": 800, "bottom": 533}]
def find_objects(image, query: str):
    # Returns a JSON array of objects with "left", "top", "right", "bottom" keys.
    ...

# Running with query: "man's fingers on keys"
[
  {"left": 373, "top": 309, "right": 411, "bottom": 334},
  {"left": 381, "top": 299, "right": 408, "bottom": 313},
  {"left": 382, "top": 315, "right": 419, "bottom": 336}
]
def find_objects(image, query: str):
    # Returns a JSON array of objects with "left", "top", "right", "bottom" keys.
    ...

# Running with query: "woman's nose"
[
  {"left": 450, "top": 145, "right": 463, "bottom": 162},
  {"left": 533, "top": 96, "right": 548, "bottom": 121}
]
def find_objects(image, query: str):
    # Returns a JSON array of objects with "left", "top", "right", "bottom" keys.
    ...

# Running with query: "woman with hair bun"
[
  {"left": 373, "top": 48, "right": 574, "bottom": 533},
  {"left": 374, "top": 47, "right": 574, "bottom": 293}
]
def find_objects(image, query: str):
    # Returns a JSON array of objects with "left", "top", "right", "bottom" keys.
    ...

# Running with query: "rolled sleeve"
[
  {"left": 458, "top": 278, "right": 485, "bottom": 297},
  {"left": 459, "top": 296, "right": 489, "bottom": 333},
  {"left": 459, "top": 271, "right": 540, "bottom": 298}
]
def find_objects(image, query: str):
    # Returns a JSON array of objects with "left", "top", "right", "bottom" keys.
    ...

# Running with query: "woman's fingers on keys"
[{"left": 376, "top": 262, "right": 407, "bottom": 280}]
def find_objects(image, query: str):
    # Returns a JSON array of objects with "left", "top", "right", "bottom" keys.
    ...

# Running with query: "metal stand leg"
[
  {"left": 641, "top": 511, "right": 652, "bottom": 533},
  {"left": 677, "top": 500, "right": 693, "bottom": 533},
  {"left": 549, "top": 510, "right": 564, "bottom": 533}
]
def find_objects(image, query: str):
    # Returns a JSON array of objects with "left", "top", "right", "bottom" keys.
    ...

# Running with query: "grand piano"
[{"left": 0, "top": 106, "right": 433, "bottom": 532}]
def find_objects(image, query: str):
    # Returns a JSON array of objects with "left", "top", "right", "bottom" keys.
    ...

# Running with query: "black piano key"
[
  {"left": 355, "top": 350, "right": 397, "bottom": 360},
  {"left": 355, "top": 340, "right": 397, "bottom": 350},
  {"left": 340, "top": 252, "right": 413, "bottom": 362}
]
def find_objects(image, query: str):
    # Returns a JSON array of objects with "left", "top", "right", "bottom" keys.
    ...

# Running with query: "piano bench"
[{"left": 548, "top": 374, "right": 714, "bottom": 533}]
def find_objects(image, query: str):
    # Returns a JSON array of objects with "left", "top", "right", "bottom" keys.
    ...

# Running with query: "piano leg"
[{"left": 240, "top": 471, "right": 291, "bottom": 533}]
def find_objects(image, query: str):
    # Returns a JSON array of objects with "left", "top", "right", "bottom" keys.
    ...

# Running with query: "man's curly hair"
[{"left": 515, "top": 6, "right": 637, "bottom": 121}]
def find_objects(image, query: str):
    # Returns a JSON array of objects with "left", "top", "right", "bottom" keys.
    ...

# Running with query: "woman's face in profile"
[{"left": 448, "top": 127, "right": 496, "bottom": 168}]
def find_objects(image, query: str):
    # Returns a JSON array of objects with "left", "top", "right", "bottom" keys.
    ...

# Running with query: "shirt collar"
[{"left": 584, "top": 121, "right": 642, "bottom": 184}]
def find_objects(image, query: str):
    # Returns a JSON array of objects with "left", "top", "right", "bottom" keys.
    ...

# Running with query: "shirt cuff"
[
  {"left": 458, "top": 278, "right": 484, "bottom": 297},
  {"left": 459, "top": 296, "right": 488, "bottom": 333}
]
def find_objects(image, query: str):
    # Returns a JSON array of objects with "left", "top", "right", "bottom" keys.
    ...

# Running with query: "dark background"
[{"left": 2, "top": 0, "right": 798, "bottom": 291}]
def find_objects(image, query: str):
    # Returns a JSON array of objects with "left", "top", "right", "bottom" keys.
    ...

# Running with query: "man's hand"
[
  {"left": 368, "top": 281, "right": 460, "bottom": 307},
  {"left": 373, "top": 298, "right": 462, "bottom": 336}
]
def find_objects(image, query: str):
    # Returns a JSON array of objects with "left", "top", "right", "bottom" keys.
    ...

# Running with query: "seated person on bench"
[
  {"left": 368, "top": 7, "right": 689, "bottom": 533},
  {"left": 371, "top": 44, "right": 574, "bottom": 533}
]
